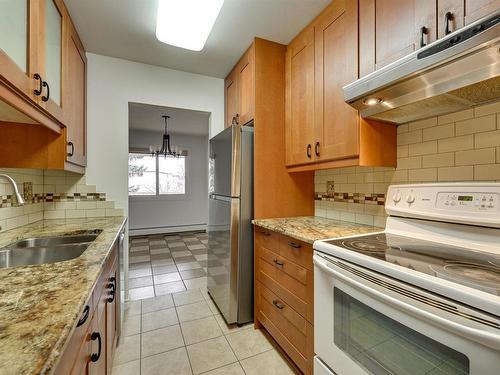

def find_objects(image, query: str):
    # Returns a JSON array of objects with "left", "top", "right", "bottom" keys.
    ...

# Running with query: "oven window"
[{"left": 334, "top": 287, "right": 469, "bottom": 375}]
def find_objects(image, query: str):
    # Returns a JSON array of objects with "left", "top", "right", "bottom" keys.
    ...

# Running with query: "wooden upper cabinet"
[
  {"left": 359, "top": 0, "right": 436, "bottom": 73},
  {"left": 224, "top": 44, "right": 255, "bottom": 128},
  {"left": 64, "top": 11, "right": 87, "bottom": 167},
  {"left": 224, "top": 68, "right": 238, "bottom": 128},
  {"left": 237, "top": 44, "right": 254, "bottom": 126},
  {"left": 285, "top": 27, "right": 315, "bottom": 166},
  {"left": 0, "top": 0, "right": 39, "bottom": 101},
  {"left": 314, "top": 0, "right": 359, "bottom": 163},
  {"left": 465, "top": 0, "right": 500, "bottom": 24},
  {"left": 36, "top": 0, "right": 65, "bottom": 124}
]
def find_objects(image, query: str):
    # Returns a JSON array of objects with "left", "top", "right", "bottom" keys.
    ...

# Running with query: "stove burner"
[
  {"left": 340, "top": 239, "right": 390, "bottom": 254},
  {"left": 443, "top": 262, "right": 500, "bottom": 287}
]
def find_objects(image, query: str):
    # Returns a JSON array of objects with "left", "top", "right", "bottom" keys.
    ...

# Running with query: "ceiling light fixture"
[
  {"left": 150, "top": 115, "right": 187, "bottom": 158},
  {"left": 156, "top": 0, "right": 224, "bottom": 51}
]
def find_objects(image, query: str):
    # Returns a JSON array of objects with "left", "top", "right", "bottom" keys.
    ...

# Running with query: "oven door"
[{"left": 313, "top": 252, "right": 500, "bottom": 375}]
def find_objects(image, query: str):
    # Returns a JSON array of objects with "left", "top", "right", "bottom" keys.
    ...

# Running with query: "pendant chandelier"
[{"left": 149, "top": 115, "right": 187, "bottom": 157}]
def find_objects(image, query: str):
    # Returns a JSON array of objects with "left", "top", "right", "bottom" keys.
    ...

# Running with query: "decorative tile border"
[
  {"left": 1, "top": 192, "right": 106, "bottom": 208},
  {"left": 315, "top": 192, "right": 386, "bottom": 206}
]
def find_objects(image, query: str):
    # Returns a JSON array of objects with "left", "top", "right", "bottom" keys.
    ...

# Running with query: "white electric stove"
[{"left": 313, "top": 183, "right": 500, "bottom": 375}]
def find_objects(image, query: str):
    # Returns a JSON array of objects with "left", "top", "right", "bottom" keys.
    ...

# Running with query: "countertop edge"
[{"left": 252, "top": 217, "right": 382, "bottom": 244}]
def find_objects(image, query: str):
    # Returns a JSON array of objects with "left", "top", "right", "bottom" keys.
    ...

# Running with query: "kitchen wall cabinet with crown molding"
[
  {"left": 359, "top": 0, "right": 500, "bottom": 76},
  {"left": 224, "top": 44, "right": 255, "bottom": 128},
  {"left": 0, "top": 0, "right": 87, "bottom": 173},
  {"left": 285, "top": 0, "right": 397, "bottom": 173}
]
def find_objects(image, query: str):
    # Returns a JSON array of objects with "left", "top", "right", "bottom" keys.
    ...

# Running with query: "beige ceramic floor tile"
[
  {"left": 225, "top": 328, "right": 273, "bottom": 360},
  {"left": 141, "top": 325, "right": 185, "bottom": 358},
  {"left": 129, "top": 286, "right": 155, "bottom": 301},
  {"left": 214, "top": 314, "right": 253, "bottom": 335},
  {"left": 176, "top": 300, "right": 213, "bottom": 322},
  {"left": 141, "top": 294, "right": 174, "bottom": 314},
  {"left": 122, "top": 314, "right": 141, "bottom": 336},
  {"left": 202, "top": 363, "right": 245, "bottom": 375},
  {"left": 141, "top": 347, "right": 192, "bottom": 375},
  {"left": 240, "top": 350, "right": 295, "bottom": 375},
  {"left": 113, "top": 334, "right": 141, "bottom": 365},
  {"left": 186, "top": 336, "right": 237, "bottom": 374},
  {"left": 111, "top": 359, "right": 140, "bottom": 375},
  {"left": 184, "top": 277, "right": 207, "bottom": 290},
  {"left": 123, "top": 300, "right": 141, "bottom": 317},
  {"left": 173, "top": 289, "right": 205, "bottom": 306},
  {"left": 180, "top": 316, "right": 223, "bottom": 345},
  {"left": 142, "top": 307, "right": 178, "bottom": 332}
]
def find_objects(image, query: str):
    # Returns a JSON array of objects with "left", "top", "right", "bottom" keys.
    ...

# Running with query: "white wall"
[
  {"left": 128, "top": 130, "right": 208, "bottom": 234},
  {"left": 85, "top": 53, "right": 224, "bottom": 216}
]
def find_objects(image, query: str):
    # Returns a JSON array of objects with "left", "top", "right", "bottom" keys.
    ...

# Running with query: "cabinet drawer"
[
  {"left": 255, "top": 226, "right": 281, "bottom": 252},
  {"left": 279, "top": 236, "right": 313, "bottom": 271},
  {"left": 256, "top": 282, "right": 313, "bottom": 374},
  {"left": 54, "top": 297, "right": 93, "bottom": 375},
  {"left": 259, "top": 246, "right": 307, "bottom": 286},
  {"left": 256, "top": 256, "right": 312, "bottom": 320}
]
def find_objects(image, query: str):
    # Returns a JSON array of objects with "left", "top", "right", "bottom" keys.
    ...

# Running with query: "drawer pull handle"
[
  {"left": 289, "top": 242, "right": 302, "bottom": 249},
  {"left": 272, "top": 300, "right": 284, "bottom": 310},
  {"left": 261, "top": 231, "right": 271, "bottom": 237},
  {"left": 107, "top": 276, "right": 116, "bottom": 303},
  {"left": 76, "top": 305, "right": 90, "bottom": 327},
  {"left": 90, "top": 332, "right": 102, "bottom": 362},
  {"left": 273, "top": 258, "right": 284, "bottom": 267}
]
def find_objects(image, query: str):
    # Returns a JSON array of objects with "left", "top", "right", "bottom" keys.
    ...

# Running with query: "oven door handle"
[{"left": 314, "top": 256, "right": 500, "bottom": 350}]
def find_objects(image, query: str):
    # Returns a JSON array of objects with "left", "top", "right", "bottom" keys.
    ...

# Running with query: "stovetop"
[{"left": 324, "top": 233, "right": 500, "bottom": 296}]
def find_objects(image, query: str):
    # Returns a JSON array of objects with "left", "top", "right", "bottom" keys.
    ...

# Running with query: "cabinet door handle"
[
  {"left": 67, "top": 142, "right": 74, "bottom": 157},
  {"left": 41, "top": 80, "right": 49, "bottom": 102},
  {"left": 306, "top": 144, "right": 312, "bottom": 158},
  {"left": 107, "top": 276, "right": 116, "bottom": 303},
  {"left": 444, "top": 12, "right": 453, "bottom": 35},
  {"left": 289, "top": 241, "right": 302, "bottom": 249},
  {"left": 315, "top": 142, "right": 320, "bottom": 157},
  {"left": 33, "top": 74, "right": 43, "bottom": 96},
  {"left": 272, "top": 300, "right": 284, "bottom": 310},
  {"left": 90, "top": 332, "right": 102, "bottom": 362},
  {"left": 273, "top": 258, "right": 284, "bottom": 267},
  {"left": 420, "top": 26, "right": 428, "bottom": 47},
  {"left": 76, "top": 305, "right": 90, "bottom": 327}
]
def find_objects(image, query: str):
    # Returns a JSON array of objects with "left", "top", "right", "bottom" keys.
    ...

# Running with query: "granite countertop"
[
  {"left": 252, "top": 216, "right": 382, "bottom": 244},
  {"left": 0, "top": 217, "right": 127, "bottom": 375}
]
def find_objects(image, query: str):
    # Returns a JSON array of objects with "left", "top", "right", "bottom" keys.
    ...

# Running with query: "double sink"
[{"left": 0, "top": 230, "right": 102, "bottom": 268}]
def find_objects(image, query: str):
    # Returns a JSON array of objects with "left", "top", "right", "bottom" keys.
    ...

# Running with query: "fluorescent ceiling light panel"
[{"left": 156, "top": 0, "right": 224, "bottom": 51}]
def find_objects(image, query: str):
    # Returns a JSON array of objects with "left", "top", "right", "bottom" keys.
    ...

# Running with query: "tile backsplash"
[
  {"left": 0, "top": 168, "right": 123, "bottom": 232},
  {"left": 315, "top": 100, "right": 500, "bottom": 228}
]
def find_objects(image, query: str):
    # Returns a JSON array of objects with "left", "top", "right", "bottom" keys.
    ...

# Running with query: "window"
[{"left": 128, "top": 153, "right": 186, "bottom": 196}]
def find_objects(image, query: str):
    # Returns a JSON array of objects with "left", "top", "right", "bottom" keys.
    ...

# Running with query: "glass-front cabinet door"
[
  {"left": 0, "top": 0, "right": 38, "bottom": 99},
  {"left": 37, "top": 0, "right": 65, "bottom": 122}
]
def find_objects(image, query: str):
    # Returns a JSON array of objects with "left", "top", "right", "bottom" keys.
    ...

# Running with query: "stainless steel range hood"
[{"left": 344, "top": 11, "right": 500, "bottom": 124}]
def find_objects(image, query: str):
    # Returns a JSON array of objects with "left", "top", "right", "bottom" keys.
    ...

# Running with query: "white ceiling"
[
  {"left": 129, "top": 102, "right": 210, "bottom": 136},
  {"left": 64, "top": 0, "right": 330, "bottom": 78}
]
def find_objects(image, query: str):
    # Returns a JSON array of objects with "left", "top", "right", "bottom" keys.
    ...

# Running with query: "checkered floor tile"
[{"left": 128, "top": 231, "right": 209, "bottom": 300}]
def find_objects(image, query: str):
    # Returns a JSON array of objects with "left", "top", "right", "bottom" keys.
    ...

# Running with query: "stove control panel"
[
  {"left": 386, "top": 183, "right": 500, "bottom": 228},
  {"left": 436, "top": 192, "right": 499, "bottom": 211}
]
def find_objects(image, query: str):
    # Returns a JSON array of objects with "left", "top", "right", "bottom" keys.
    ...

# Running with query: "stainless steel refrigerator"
[{"left": 207, "top": 124, "right": 253, "bottom": 324}]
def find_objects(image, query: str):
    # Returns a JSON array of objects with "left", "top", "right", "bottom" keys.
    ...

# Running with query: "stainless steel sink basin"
[
  {"left": 0, "top": 244, "right": 89, "bottom": 268},
  {"left": 10, "top": 234, "right": 99, "bottom": 248},
  {"left": 0, "top": 230, "right": 102, "bottom": 268}
]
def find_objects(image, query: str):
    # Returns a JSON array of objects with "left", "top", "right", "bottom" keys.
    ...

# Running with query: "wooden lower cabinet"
[
  {"left": 254, "top": 226, "right": 314, "bottom": 374},
  {"left": 54, "top": 244, "right": 119, "bottom": 374}
]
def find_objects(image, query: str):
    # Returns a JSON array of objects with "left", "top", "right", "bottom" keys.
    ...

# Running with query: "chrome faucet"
[{"left": 0, "top": 174, "right": 25, "bottom": 206}]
